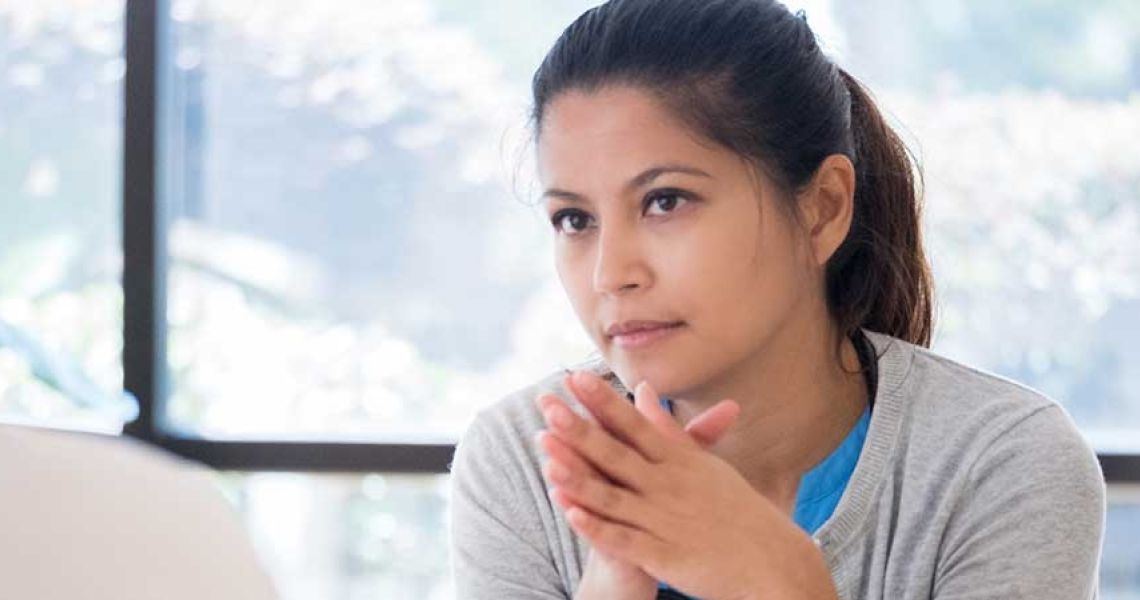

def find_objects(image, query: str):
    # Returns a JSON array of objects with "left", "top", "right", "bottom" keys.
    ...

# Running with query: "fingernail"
[
  {"left": 535, "top": 394, "right": 555, "bottom": 412},
  {"left": 573, "top": 371, "right": 598, "bottom": 393},
  {"left": 546, "top": 405, "right": 572, "bottom": 430},
  {"left": 548, "top": 461, "right": 569, "bottom": 483}
]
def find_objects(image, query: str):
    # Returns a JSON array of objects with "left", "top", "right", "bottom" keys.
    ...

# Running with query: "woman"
[{"left": 449, "top": 1, "right": 1106, "bottom": 598}]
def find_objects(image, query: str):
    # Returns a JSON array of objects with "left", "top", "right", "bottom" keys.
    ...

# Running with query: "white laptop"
[{"left": 0, "top": 424, "right": 279, "bottom": 599}]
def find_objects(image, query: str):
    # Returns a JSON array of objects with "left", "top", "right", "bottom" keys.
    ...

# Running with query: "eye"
[
  {"left": 550, "top": 208, "right": 594, "bottom": 235},
  {"left": 643, "top": 190, "right": 689, "bottom": 217}
]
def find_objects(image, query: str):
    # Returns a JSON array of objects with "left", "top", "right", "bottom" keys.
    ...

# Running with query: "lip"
[{"left": 605, "top": 320, "right": 684, "bottom": 349}]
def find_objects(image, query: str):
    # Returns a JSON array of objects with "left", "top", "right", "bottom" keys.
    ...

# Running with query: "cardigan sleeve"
[
  {"left": 449, "top": 410, "right": 569, "bottom": 599},
  {"left": 932, "top": 404, "right": 1106, "bottom": 599}
]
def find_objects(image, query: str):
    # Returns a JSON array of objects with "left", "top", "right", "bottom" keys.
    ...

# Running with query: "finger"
[
  {"left": 564, "top": 506, "right": 669, "bottom": 573},
  {"left": 538, "top": 430, "right": 620, "bottom": 512},
  {"left": 536, "top": 428, "right": 610, "bottom": 488},
  {"left": 633, "top": 382, "right": 740, "bottom": 450},
  {"left": 537, "top": 392, "right": 654, "bottom": 491},
  {"left": 684, "top": 399, "right": 740, "bottom": 448},
  {"left": 539, "top": 431, "right": 655, "bottom": 530},
  {"left": 543, "top": 451, "right": 654, "bottom": 531},
  {"left": 631, "top": 380, "right": 687, "bottom": 445},
  {"left": 565, "top": 371, "right": 671, "bottom": 463}
]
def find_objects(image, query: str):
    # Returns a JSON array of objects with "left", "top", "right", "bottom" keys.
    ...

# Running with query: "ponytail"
[{"left": 830, "top": 69, "right": 934, "bottom": 349}]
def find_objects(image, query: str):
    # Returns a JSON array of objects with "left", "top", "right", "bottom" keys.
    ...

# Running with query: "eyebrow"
[{"left": 541, "top": 164, "right": 713, "bottom": 202}]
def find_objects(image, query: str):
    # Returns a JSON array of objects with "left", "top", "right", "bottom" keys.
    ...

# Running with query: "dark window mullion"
[
  {"left": 123, "top": 0, "right": 168, "bottom": 443},
  {"left": 1100, "top": 455, "right": 1140, "bottom": 483},
  {"left": 154, "top": 439, "right": 457, "bottom": 473}
]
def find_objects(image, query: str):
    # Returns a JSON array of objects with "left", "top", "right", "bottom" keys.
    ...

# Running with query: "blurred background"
[{"left": 0, "top": 0, "right": 1137, "bottom": 598}]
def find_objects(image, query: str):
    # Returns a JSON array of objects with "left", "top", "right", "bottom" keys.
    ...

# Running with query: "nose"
[{"left": 592, "top": 223, "right": 650, "bottom": 295}]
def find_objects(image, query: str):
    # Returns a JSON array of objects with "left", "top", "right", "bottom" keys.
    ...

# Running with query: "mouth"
[{"left": 606, "top": 321, "right": 685, "bottom": 350}]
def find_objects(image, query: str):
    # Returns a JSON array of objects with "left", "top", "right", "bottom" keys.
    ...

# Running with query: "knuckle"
[
  {"left": 601, "top": 439, "right": 627, "bottom": 466},
  {"left": 609, "top": 525, "right": 632, "bottom": 549},
  {"left": 577, "top": 510, "right": 597, "bottom": 534},
  {"left": 598, "top": 483, "right": 622, "bottom": 512}
]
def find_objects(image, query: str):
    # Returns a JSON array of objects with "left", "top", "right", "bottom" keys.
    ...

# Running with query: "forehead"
[{"left": 536, "top": 85, "right": 741, "bottom": 186}]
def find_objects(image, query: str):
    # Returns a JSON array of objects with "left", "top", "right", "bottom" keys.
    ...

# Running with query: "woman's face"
[{"left": 537, "top": 85, "right": 822, "bottom": 398}]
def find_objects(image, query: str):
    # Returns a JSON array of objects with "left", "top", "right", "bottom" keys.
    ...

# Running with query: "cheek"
[
  {"left": 673, "top": 212, "right": 761, "bottom": 294},
  {"left": 680, "top": 214, "right": 800, "bottom": 333},
  {"left": 554, "top": 245, "right": 598, "bottom": 323}
]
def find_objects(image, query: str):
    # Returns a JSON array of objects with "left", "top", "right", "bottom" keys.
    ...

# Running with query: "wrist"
[
  {"left": 738, "top": 535, "right": 838, "bottom": 600},
  {"left": 783, "top": 537, "right": 839, "bottom": 600},
  {"left": 574, "top": 549, "right": 656, "bottom": 600}
]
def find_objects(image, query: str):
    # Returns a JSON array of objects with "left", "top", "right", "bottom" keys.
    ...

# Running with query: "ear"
[{"left": 796, "top": 154, "right": 857, "bottom": 267}]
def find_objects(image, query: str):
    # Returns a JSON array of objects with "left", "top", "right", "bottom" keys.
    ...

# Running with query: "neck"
[{"left": 668, "top": 313, "right": 869, "bottom": 513}]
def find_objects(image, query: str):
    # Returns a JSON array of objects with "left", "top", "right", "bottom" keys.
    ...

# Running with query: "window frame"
[{"left": 118, "top": 0, "right": 1139, "bottom": 480}]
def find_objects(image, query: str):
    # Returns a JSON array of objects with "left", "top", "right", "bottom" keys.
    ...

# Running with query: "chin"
[{"left": 605, "top": 352, "right": 686, "bottom": 399}]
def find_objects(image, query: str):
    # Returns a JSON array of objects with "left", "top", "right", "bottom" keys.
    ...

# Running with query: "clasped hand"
[{"left": 534, "top": 370, "right": 838, "bottom": 600}]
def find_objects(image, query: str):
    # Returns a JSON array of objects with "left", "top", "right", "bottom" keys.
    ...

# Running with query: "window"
[
  {"left": 161, "top": 0, "right": 598, "bottom": 440},
  {"left": 218, "top": 472, "right": 452, "bottom": 600},
  {"left": 827, "top": 1, "right": 1140, "bottom": 451},
  {"left": 0, "top": 0, "right": 130, "bottom": 433}
]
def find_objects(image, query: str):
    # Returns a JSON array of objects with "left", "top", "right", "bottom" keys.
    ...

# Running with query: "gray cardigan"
[{"left": 449, "top": 329, "right": 1105, "bottom": 599}]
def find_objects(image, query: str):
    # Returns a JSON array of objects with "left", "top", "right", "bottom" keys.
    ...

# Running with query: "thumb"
[
  {"left": 632, "top": 381, "right": 740, "bottom": 450},
  {"left": 631, "top": 381, "right": 687, "bottom": 442},
  {"left": 684, "top": 399, "right": 740, "bottom": 449}
]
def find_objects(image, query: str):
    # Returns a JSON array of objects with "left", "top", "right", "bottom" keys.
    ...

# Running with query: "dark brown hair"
[{"left": 530, "top": 0, "right": 935, "bottom": 367}]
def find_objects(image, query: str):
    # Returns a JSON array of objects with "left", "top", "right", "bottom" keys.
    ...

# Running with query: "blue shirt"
[{"left": 656, "top": 397, "right": 872, "bottom": 599}]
